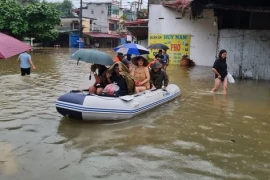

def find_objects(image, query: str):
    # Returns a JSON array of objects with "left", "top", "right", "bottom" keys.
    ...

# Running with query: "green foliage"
[
  {"left": 121, "top": 14, "right": 128, "bottom": 20},
  {"left": 19, "top": 0, "right": 40, "bottom": 4},
  {"left": 0, "top": 0, "right": 28, "bottom": 39},
  {"left": 44, "top": 0, "right": 73, "bottom": 17},
  {"left": 0, "top": 0, "right": 61, "bottom": 42},
  {"left": 57, "top": 0, "right": 73, "bottom": 17},
  {"left": 25, "top": 3, "right": 61, "bottom": 41}
]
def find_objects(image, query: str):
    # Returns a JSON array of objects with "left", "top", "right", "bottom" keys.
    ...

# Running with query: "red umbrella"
[{"left": 0, "top": 32, "right": 32, "bottom": 59}]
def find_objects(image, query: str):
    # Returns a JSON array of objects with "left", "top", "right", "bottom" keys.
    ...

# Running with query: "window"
[
  {"left": 108, "top": 5, "right": 111, "bottom": 16},
  {"left": 219, "top": 11, "right": 250, "bottom": 29},
  {"left": 101, "top": 9, "right": 104, "bottom": 14},
  {"left": 91, "top": 9, "right": 94, "bottom": 14},
  {"left": 72, "top": 22, "right": 79, "bottom": 30},
  {"left": 109, "top": 23, "right": 115, "bottom": 31}
]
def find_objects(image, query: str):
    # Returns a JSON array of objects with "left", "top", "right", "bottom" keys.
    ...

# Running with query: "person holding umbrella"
[
  {"left": 88, "top": 64, "right": 108, "bottom": 95},
  {"left": 17, "top": 50, "right": 36, "bottom": 76},
  {"left": 71, "top": 49, "right": 114, "bottom": 94}
]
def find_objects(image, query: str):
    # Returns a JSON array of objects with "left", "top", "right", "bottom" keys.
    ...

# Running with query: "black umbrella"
[{"left": 147, "top": 43, "right": 169, "bottom": 50}]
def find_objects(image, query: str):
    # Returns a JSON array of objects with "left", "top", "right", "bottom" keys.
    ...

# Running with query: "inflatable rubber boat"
[{"left": 56, "top": 84, "right": 181, "bottom": 121}]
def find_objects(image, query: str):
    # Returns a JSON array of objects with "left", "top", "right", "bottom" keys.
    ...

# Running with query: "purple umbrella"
[{"left": 0, "top": 32, "right": 32, "bottom": 59}]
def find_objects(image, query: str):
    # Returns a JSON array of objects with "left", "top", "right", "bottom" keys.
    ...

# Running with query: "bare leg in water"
[
  {"left": 222, "top": 77, "right": 228, "bottom": 95},
  {"left": 211, "top": 78, "right": 221, "bottom": 93}
]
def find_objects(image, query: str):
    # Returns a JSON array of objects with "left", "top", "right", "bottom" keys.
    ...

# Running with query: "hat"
[
  {"left": 132, "top": 56, "right": 148, "bottom": 67},
  {"left": 151, "top": 61, "right": 162, "bottom": 69},
  {"left": 117, "top": 52, "right": 124, "bottom": 56}
]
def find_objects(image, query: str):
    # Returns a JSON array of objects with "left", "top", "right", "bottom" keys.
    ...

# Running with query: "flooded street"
[{"left": 0, "top": 48, "right": 270, "bottom": 180}]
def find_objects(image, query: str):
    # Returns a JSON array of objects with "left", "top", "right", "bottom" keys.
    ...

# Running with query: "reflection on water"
[{"left": 0, "top": 48, "right": 270, "bottom": 180}]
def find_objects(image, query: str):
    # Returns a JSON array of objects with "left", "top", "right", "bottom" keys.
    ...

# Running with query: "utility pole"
[
  {"left": 139, "top": 0, "right": 142, "bottom": 11},
  {"left": 147, "top": 0, "right": 149, "bottom": 19},
  {"left": 79, "top": 0, "right": 83, "bottom": 39}
]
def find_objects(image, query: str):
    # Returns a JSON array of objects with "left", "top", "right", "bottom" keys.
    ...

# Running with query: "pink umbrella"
[{"left": 0, "top": 32, "right": 32, "bottom": 59}]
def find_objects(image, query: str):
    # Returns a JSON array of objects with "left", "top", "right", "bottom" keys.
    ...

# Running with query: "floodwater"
[{"left": 0, "top": 48, "right": 270, "bottom": 180}]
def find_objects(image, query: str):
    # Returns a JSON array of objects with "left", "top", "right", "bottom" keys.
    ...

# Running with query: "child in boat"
[{"left": 149, "top": 61, "right": 169, "bottom": 89}]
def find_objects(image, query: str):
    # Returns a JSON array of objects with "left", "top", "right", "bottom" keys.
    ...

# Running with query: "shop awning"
[{"left": 83, "top": 32, "right": 120, "bottom": 39}]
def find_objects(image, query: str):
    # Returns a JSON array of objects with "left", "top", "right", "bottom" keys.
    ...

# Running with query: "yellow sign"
[{"left": 148, "top": 34, "right": 191, "bottom": 64}]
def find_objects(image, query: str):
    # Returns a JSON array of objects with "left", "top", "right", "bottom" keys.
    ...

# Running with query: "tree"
[
  {"left": 120, "top": 14, "right": 128, "bottom": 21},
  {"left": 24, "top": 3, "right": 61, "bottom": 42},
  {"left": 44, "top": 0, "right": 73, "bottom": 17},
  {"left": 0, "top": 0, "right": 61, "bottom": 42},
  {"left": 19, "top": 0, "right": 40, "bottom": 5},
  {"left": 56, "top": 0, "right": 73, "bottom": 17},
  {"left": 0, "top": 0, "right": 28, "bottom": 39}
]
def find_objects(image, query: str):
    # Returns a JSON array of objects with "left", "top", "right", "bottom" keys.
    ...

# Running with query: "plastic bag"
[
  {"left": 227, "top": 72, "right": 235, "bottom": 83},
  {"left": 103, "top": 83, "right": 120, "bottom": 95}
]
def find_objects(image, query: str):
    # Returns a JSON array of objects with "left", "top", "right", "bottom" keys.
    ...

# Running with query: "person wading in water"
[{"left": 211, "top": 49, "right": 228, "bottom": 95}]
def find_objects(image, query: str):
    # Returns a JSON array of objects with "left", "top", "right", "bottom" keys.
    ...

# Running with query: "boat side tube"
[{"left": 56, "top": 93, "right": 87, "bottom": 120}]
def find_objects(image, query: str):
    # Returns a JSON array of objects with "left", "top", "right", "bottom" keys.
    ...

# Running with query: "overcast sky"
[{"left": 46, "top": 0, "right": 147, "bottom": 8}]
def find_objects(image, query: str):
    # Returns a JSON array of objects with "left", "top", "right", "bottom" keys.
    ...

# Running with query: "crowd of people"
[
  {"left": 89, "top": 49, "right": 169, "bottom": 97},
  {"left": 16, "top": 48, "right": 229, "bottom": 95}
]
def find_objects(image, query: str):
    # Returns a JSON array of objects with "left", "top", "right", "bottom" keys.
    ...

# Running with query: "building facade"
[
  {"left": 149, "top": 0, "right": 270, "bottom": 80},
  {"left": 82, "top": 1, "right": 122, "bottom": 34},
  {"left": 149, "top": 4, "right": 217, "bottom": 66}
]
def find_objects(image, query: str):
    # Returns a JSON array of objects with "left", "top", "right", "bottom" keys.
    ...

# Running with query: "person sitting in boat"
[
  {"left": 150, "top": 61, "right": 169, "bottom": 89},
  {"left": 103, "top": 62, "right": 135, "bottom": 96},
  {"left": 147, "top": 54, "right": 160, "bottom": 69},
  {"left": 131, "top": 56, "right": 150, "bottom": 93},
  {"left": 88, "top": 64, "right": 108, "bottom": 95},
  {"left": 114, "top": 52, "right": 130, "bottom": 69}
]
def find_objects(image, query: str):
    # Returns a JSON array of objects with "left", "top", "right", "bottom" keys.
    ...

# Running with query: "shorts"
[{"left": 21, "top": 68, "right": 30, "bottom": 76}]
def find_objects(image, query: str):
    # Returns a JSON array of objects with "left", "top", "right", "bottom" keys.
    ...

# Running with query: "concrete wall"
[
  {"left": 218, "top": 30, "right": 270, "bottom": 80},
  {"left": 82, "top": 19, "right": 91, "bottom": 33},
  {"left": 149, "top": 5, "right": 218, "bottom": 66},
  {"left": 138, "top": 39, "right": 148, "bottom": 48},
  {"left": 82, "top": 3, "right": 109, "bottom": 33}
]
